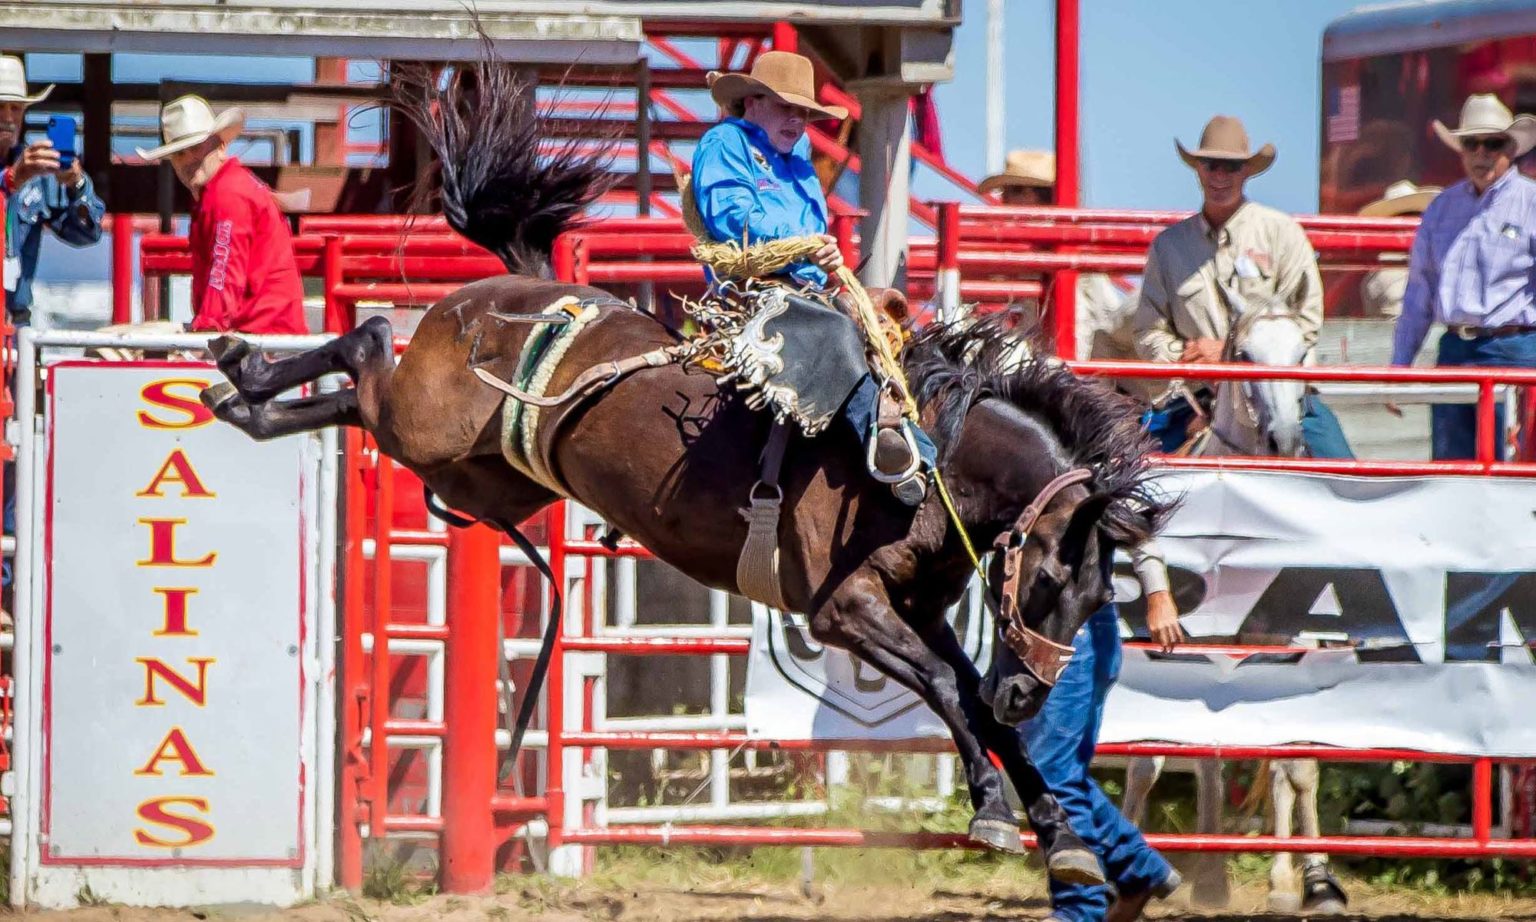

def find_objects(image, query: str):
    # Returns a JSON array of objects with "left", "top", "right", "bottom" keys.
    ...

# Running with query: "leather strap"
[
  {"left": 736, "top": 422, "right": 791, "bottom": 610},
  {"left": 991, "top": 466, "right": 1095, "bottom": 687},
  {"left": 473, "top": 344, "right": 682, "bottom": 408}
]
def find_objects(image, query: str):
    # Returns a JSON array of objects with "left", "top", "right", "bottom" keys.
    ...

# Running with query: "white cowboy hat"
[
  {"left": 706, "top": 51, "right": 847, "bottom": 121},
  {"left": 135, "top": 94, "right": 246, "bottom": 161},
  {"left": 979, "top": 150, "right": 1055, "bottom": 195},
  {"left": 0, "top": 56, "right": 52, "bottom": 106},
  {"left": 1432, "top": 94, "right": 1536, "bottom": 157},
  {"left": 1358, "top": 179, "right": 1442, "bottom": 217},
  {"left": 1176, "top": 115, "right": 1276, "bottom": 177}
]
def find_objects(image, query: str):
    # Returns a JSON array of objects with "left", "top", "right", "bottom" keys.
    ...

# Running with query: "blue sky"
[{"left": 926, "top": 0, "right": 1369, "bottom": 213}]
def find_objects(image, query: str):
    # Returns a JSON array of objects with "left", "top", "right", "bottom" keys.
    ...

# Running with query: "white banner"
[
  {"left": 45, "top": 362, "right": 310, "bottom": 863},
  {"left": 746, "top": 470, "right": 1536, "bottom": 755}
]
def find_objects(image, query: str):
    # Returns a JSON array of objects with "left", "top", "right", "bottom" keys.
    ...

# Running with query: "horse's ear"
[{"left": 1059, "top": 492, "right": 1112, "bottom": 572}]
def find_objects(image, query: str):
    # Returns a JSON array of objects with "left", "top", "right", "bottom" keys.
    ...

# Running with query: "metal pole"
[
  {"left": 1052, "top": 0, "right": 1082, "bottom": 359},
  {"left": 936, "top": 202, "right": 961, "bottom": 322},
  {"left": 338, "top": 430, "right": 368, "bottom": 891},
  {"left": 440, "top": 524, "right": 502, "bottom": 894},
  {"left": 322, "top": 235, "right": 346, "bottom": 333},
  {"left": 985, "top": 0, "right": 1005, "bottom": 177},
  {"left": 110, "top": 214, "right": 134, "bottom": 325}
]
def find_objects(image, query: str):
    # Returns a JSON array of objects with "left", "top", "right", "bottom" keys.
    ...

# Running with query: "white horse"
[{"left": 1121, "top": 292, "right": 1347, "bottom": 914}]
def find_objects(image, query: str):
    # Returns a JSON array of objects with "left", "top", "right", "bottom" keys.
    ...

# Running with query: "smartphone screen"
[{"left": 46, "top": 115, "right": 76, "bottom": 170}]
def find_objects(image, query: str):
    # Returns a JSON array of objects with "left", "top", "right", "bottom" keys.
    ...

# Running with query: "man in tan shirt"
[{"left": 1134, "top": 115, "right": 1351, "bottom": 457}]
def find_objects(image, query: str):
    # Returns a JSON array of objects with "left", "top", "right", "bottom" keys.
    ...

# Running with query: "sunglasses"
[
  {"left": 1198, "top": 158, "right": 1245, "bottom": 174},
  {"left": 1460, "top": 136, "right": 1510, "bottom": 154}
]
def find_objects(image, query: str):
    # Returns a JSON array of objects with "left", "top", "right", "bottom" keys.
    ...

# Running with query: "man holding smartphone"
[{"left": 0, "top": 55, "right": 105, "bottom": 328}]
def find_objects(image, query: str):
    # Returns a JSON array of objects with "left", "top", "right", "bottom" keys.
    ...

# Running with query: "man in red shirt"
[{"left": 136, "top": 95, "right": 306, "bottom": 334}]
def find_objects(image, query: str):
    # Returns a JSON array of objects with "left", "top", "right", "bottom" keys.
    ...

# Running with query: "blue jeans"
[
  {"left": 1019, "top": 605, "right": 1172, "bottom": 922},
  {"left": 1432, "top": 329, "right": 1536, "bottom": 461},
  {"left": 1141, "top": 393, "right": 1353, "bottom": 458}
]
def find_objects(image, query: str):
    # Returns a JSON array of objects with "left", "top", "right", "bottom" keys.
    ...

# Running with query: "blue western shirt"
[
  {"left": 3, "top": 145, "right": 105, "bottom": 320},
  {"left": 1394, "top": 168, "right": 1536, "bottom": 364},
  {"left": 691, "top": 116, "right": 830, "bottom": 289}
]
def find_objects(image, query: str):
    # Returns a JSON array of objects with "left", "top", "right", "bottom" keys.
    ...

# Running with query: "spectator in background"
[
  {"left": 136, "top": 95, "right": 306, "bottom": 335},
  {"left": 1358, "top": 181, "right": 1440, "bottom": 319},
  {"left": 0, "top": 55, "right": 105, "bottom": 328},
  {"left": 1391, "top": 94, "right": 1536, "bottom": 459},
  {"left": 0, "top": 55, "right": 105, "bottom": 617},
  {"left": 980, "top": 149, "right": 1056, "bottom": 206},
  {"left": 1133, "top": 115, "right": 1352, "bottom": 458}
]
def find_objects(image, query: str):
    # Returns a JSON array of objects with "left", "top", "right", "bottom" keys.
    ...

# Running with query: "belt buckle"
[{"left": 1455, "top": 325, "right": 1481, "bottom": 341}]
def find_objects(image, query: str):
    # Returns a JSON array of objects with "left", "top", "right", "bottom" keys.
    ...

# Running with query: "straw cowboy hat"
[
  {"left": 1432, "top": 93, "right": 1536, "bottom": 157},
  {"left": 1358, "top": 179, "right": 1441, "bottom": 217},
  {"left": 1176, "top": 115, "right": 1276, "bottom": 176},
  {"left": 979, "top": 149, "right": 1055, "bottom": 195},
  {"left": 706, "top": 51, "right": 847, "bottom": 121},
  {"left": 0, "top": 55, "right": 51, "bottom": 106},
  {"left": 135, "top": 94, "right": 245, "bottom": 161}
]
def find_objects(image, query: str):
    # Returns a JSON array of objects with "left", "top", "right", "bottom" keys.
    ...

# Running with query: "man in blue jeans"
[
  {"left": 1021, "top": 540, "right": 1185, "bottom": 922},
  {"left": 1391, "top": 94, "right": 1536, "bottom": 459}
]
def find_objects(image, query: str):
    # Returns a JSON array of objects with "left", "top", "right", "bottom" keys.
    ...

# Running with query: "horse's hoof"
[
  {"left": 1046, "top": 847, "right": 1105, "bottom": 886},
  {"left": 207, "top": 334, "right": 250, "bottom": 364},
  {"left": 967, "top": 818, "right": 1023, "bottom": 854},
  {"left": 200, "top": 382, "right": 240, "bottom": 414}
]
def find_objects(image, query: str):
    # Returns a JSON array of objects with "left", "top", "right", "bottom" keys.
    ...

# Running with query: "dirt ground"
[{"left": 12, "top": 867, "right": 1536, "bottom": 921}]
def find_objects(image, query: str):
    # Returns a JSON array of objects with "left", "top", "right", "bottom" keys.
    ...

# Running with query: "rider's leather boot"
[{"left": 873, "top": 393, "right": 927, "bottom": 506}]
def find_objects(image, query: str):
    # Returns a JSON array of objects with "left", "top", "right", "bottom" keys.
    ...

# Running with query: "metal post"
[
  {"left": 1052, "top": 0, "right": 1081, "bottom": 359},
  {"left": 110, "top": 214, "right": 134, "bottom": 325},
  {"left": 322, "top": 235, "right": 347, "bottom": 332},
  {"left": 1476, "top": 379, "right": 1497, "bottom": 468},
  {"left": 1474, "top": 759, "right": 1494, "bottom": 844},
  {"left": 634, "top": 61, "right": 654, "bottom": 312},
  {"left": 985, "top": 0, "right": 1005, "bottom": 177},
  {"left": 545, "top": 504, "right": 571, "bottom": 860},
  {"left": 854, "top": 85, "right": 914, "bottom": 290},
  {"left": 936, "top": 202, "right": 962, "bottom": 321},
  {"left": 440, "top": 524, "right": 502, "bottom": 894},
  {"left": 367, "top": 452, "right": 393, "bottom": 842},
  {"left": 338, "top": 430, "right": 368, "bottom": 891},
  {"left": 772, "top": 22, "right": 798, "bottom": 53}
]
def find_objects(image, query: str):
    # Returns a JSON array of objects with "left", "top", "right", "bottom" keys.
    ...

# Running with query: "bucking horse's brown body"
[{"left": 201, "top": 57, "right": 1168, "bottom": 884}]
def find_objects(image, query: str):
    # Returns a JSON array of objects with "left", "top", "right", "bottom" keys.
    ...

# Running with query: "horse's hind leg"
[
  {"left": 211, "top": 315, "right": 393, "bottom": 404},
  {"left": 202, "top": 385, "right": 360, "bottom": 441}
]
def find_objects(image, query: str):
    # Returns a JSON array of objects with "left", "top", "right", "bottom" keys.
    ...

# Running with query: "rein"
[{"left": 989, "top": 468, "right": 1094, "bottom": 688}]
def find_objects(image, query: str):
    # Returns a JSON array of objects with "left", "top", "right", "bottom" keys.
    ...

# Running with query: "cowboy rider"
[{"left": 691, "top": 51, "right": 934, "bottom": 505}]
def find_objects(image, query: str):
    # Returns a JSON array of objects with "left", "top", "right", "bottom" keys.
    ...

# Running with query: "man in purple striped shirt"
[{"left": 1392, "top": 94, "right": 1536, "bottom": 459}]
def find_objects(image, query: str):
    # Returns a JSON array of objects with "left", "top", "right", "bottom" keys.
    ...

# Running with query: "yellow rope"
[{"left": 679, "top": 171, "right": 978, "bottom": 572}]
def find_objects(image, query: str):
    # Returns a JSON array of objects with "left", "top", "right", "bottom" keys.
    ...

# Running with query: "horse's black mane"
[{"left": 903, "top": 318, "right": 1170, "bottom": 544}]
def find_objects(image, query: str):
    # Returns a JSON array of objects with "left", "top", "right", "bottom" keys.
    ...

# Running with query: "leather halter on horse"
[{"left": 991, "top": 468, "right": 1095, "bottom": 687}]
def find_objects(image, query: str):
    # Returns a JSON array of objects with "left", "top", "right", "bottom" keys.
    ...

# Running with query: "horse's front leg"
[
  {"left": 914, "top": 605, "right": 1103, "bottom": 885},
  {"left": 814, "top": 579, "right": 1034, "bottom": 855}
]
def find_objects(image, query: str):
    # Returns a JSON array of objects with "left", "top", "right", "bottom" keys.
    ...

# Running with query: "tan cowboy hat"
[
  {"left": 706, "top": 51, "right": 848, "bottom": 121},
  {"left": 1432, "top": 93, "right": 1536, "bottom": 157},
  {"left": 1176, "top": 115, "right": 1276, "bottom": 176},
  {"left": 979, "top": 149, "right": 1055, "bottom": 195},
  {"left": 135, "top": 94, "right": 246, "bottom": 161},
  {"left": 1358, "top": 179, "right": 1441, "bottom": 217},
  {"left": 0, "top": 56, "right": 51, "bottom": 106}
]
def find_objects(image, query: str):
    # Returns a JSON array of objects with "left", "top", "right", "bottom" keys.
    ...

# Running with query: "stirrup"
[{"left": 866, "top": 421, "right": 922, "bottom": 484}]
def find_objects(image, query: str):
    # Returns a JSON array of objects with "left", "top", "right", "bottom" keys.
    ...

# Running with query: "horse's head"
[
  {"left": 1227, "top": 297, "right": 1309, "bottom": 456},
  {"left": 978, "top": 473, "right": 1116, "bottom": 724},
  {"left": 902, "top": 319, "right": 1168, "bottom": 725}
]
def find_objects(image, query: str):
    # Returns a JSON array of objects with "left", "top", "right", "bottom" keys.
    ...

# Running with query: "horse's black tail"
[{"left": 388, "top": 51, "right": 619, "bottom": 277}]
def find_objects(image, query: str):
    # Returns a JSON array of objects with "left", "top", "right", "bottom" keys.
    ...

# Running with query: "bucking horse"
[{"left": 200, "top": 55, "right": 1169, "bottom": 884}]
